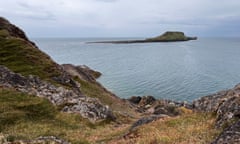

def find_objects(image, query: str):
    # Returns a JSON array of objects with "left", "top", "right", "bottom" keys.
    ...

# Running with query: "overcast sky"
[{"left": 1, "top": 0, "right": 240, "bottom": 37}]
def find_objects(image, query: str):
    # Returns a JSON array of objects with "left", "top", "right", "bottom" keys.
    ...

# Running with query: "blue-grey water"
[{"left": 33, "top": 38, "right": 240, "bottom": 102}]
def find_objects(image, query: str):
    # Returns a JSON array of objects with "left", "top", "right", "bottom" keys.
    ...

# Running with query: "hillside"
[{"left": 0, "top": 17, "right": 240, "bottom": 144}]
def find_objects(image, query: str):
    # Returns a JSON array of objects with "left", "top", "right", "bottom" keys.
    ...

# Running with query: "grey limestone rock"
[{"left": 0, "top": 65, "right": 114, "bottom": 122}]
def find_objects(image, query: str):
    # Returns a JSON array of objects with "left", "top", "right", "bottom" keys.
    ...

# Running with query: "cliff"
[{"left": 0, "top": 17, "right": 239, "bottom": 144}]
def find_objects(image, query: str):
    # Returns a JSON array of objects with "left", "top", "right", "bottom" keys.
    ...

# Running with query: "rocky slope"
[
  {"left": 193, "top": 84, "right": 240, "bottom": 143},
  {"left": 0, "top": 17, "right": 117, "bottom": 122},
  {"left": 0, "top": 16, "right": 138, "bottom": 143},
  {"left": 0, "top": 65, "right": 114, "bottom": 122}
]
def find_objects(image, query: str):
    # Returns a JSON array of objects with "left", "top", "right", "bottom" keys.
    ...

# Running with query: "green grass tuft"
[
  {"left": 0, "top": 88, "right": 57, "bottom": 131},
  {"left": 0, "top": 88, "right": 129, "bottom": 143}
]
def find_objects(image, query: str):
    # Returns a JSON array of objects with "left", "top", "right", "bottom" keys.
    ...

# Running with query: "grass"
[
  {"left": 0, "top": 88, "right": 131, "bottom": 143},
  {"left": 0, "top": 30, "right": 61, "bottom": 84},
  {"left": 0, "top": 29, "right": 136, "bottom": 114},
  {"left": 147, "top": 31, "right": 188, "bottom": 41},
  {"left": 0, "top": 88, "right": 222, "bottom": 143},
  {"left": 110, "top": 113, "right": 220, "bottom": 144}
]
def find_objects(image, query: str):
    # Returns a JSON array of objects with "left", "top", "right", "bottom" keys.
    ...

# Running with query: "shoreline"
[{"left": 1, "top": 16, "right": 240, "bottom": 143}]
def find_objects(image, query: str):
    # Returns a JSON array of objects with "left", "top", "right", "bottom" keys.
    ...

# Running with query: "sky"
[{"left": 1, "top": 0, "right": 240, "bottom": 38}]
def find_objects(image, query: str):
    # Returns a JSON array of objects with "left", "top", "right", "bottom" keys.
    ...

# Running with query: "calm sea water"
[{"left": 33, "top": 38, "right": 240, "bottom": 102}]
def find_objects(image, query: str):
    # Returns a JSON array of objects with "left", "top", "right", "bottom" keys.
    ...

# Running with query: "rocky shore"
[{"left": 124, "top": 84, "right": 240, "bottom": 143}]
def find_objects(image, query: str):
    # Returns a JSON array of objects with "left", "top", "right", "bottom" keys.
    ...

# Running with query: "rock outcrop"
[
  {"left": 129, "top": 114, "right": 168, "bottom": 131},
  {"left": 128, "top": 95, "right": 190, "bottom": 116},
  {"left": 193, "top": 84, "right": 240, "bottom": 143},
  {"left": 193, "top": 84, "right": 240, "bottom": 128},
  {"left": 0, "top": 65, "right": 114, "bottom": 122},
  {"left": 62, "top": 64, "right": 101, "bottom": 82},
  {"left": 212, "top": 120, "right": 240, "bottom": 144}
]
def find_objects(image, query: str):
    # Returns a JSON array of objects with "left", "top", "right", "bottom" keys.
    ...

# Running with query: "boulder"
[
  {"left": 129, "top": 115, "right": 168, "bottom": 131},
  {"left": 138, "top": 96, "right": 156, "bottom": 106},
  {"left": 62, "top": 64, "right": 101, "bottom": 82},
  {"left": 127, "top": 96, "right": 142, "bottom": 104}
]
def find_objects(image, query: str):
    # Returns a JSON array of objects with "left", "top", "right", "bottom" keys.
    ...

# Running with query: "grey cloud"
[
  {"left": 94, "top": 0, "right": 118, "bottom": 2},
  {"left": 2, "top": 0, "right": 240, "bottom": 37},
  {"left": 16, "top": 1, "right": 56, "bottom": 21}
]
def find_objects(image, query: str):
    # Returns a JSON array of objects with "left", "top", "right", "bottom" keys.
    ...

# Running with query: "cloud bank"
[{"left": 1, "top": 0, "right": 240, "bottom": 37}]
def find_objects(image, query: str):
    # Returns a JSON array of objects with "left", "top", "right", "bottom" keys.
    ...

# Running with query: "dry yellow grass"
[
  {"left": 1, "top": 89, "right": 221, "bottom": 144},
  {"left": 109, "top": 113, "right": 220, "bottom": 144}
]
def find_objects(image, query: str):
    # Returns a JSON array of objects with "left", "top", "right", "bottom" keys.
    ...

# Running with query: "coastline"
[{"left": 1, "top": 17, "right": 240, "bottom": 143}]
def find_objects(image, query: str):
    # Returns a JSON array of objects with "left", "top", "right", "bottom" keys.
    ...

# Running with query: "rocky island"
[
  {"left": 89, "top": 31, "right": 197, "bottom": 44},
  {"left": 0, "top": 17, "right": 239, "bottom": 144}
]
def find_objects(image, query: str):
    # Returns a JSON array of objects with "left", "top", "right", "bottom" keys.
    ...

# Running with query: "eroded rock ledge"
[{"left": 0, "top": 65, "right": 114, "bottom": 122}]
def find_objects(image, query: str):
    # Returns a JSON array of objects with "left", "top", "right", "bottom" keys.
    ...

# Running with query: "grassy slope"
[
  {"left": 0, "top": 26, "right": 136, "bottom": 143},
  {"left": 0, "top": 28, "right": 135, "bottom": 113},
  {"left": 0, "top": 88, "right": 129, "bottom": 144},
  {"left": 0, "top": 88, "right": 219, "bottom": 144},
  {"left": 0, "top": 30, "right": 61, "bottom": 82}
]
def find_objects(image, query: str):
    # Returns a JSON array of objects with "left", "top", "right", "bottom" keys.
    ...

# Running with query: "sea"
[{"left": 33, "top": 37, "right": 240, "bottom": 102}]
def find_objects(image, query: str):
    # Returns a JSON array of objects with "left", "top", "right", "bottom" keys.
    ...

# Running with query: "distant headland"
[{"left": 89, "top": 31, "right": 197, "bottom": 44}]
